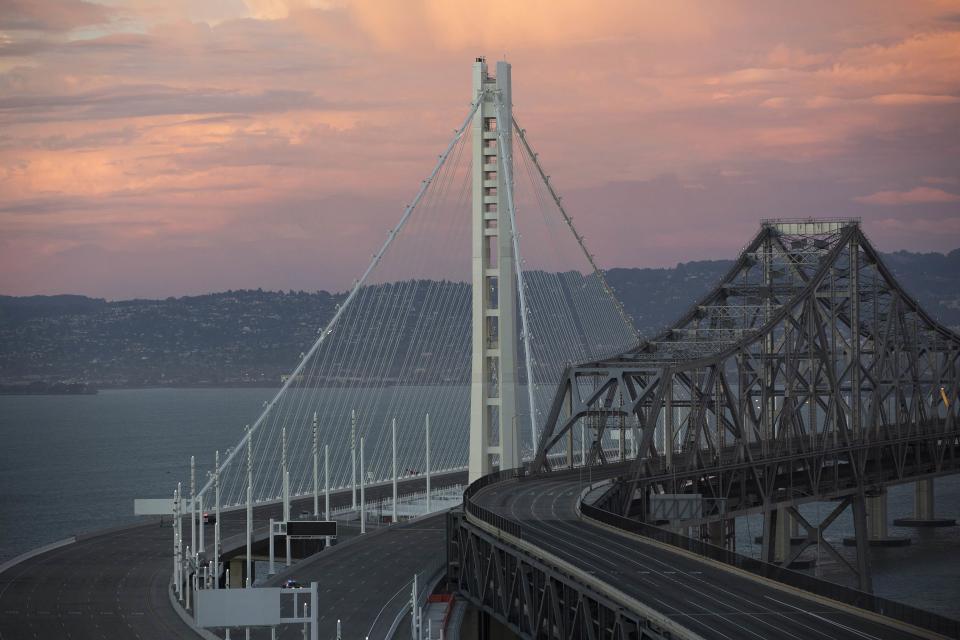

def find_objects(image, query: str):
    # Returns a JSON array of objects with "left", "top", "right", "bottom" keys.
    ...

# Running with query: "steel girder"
[
  {"left": 446, "top": 511, "right": 680, "bottom": 640},
  {"left": 531, "top": 220, "right": 960, "bottom": 524}
]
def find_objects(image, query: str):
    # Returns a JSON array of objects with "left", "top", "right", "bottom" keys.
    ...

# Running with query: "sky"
[{"left": 1, "top": 0, "right": 959, "bottom": 299}]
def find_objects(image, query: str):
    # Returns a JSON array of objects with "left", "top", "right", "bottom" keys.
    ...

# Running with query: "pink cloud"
[
  {"left": 869, "top": 93, "right": 960, "bottom": 105},
  {"left": 1, "top": 1, "right": 959, "bottom": 298},
  {"left": 854, "top": 187, "right": 960, "bottom": 206},
  {"left": 0, "top": 0, "right": 110, "bottom": 32}
]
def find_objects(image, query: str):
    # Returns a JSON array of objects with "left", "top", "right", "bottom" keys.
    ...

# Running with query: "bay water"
[{"left": 0, "top": 388, "right": 957, "bottom": 618}]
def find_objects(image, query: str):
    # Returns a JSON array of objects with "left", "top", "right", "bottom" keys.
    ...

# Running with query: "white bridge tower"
[{"left": 469, "top": 58, "right": 520, "bottom": 482}]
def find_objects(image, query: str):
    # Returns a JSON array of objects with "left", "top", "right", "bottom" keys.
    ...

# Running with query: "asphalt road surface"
[
  {"left": 474, "top": 477, "right": 932, "bottom": 640},
  {"left": 262, "top": 513, "right": 448, "bottom": 639},
  {"left": 0, "top": 523, "right": 196, "bottom": 640},
  {"left": 0, "top": 471, "right": 465, "bottom": 640}
]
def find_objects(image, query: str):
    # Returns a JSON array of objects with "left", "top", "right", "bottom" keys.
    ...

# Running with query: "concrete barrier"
[{"left": 0, "top": 537, "right": 77, "bottom": 577}]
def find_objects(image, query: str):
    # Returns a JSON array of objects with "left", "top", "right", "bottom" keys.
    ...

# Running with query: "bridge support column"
[
  {"left": 762, "top": 506, "right": 793, "bottom": 564},
  {"left": 761, "top": 507, "right": 817, "bottom": 568},
  {"left": 894, "top": 479, "right": 956, "bottom": 527},
  {"left": 765, "top": 507, "right": 791, "bottom": 563},
  {"left": 844, "top": 488, "right": 910, "bottom": 547},
  {"left": 850, "top": 492, "right": 874, "bottom": 593},
  {"left": 774, "top": 507, "right": 791, "bottom": 563}
]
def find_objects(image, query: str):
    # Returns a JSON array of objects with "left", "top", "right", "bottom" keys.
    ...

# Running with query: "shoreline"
[
  {"left": 0, "top": 383, "right": 277, "bottom": 395},
  {"left": 0, "top": 381, "right": 475, "bottom": 394}
]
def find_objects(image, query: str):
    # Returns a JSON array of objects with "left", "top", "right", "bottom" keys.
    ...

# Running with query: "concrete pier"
[
  {"left": 893, "top": 479, "right": 956, "bottom": 527},
  {"left": 774, "top": 506, "right": 791, "bottom": 562},
  {"left": 844, "top": 489, "right": 910, "bottom": 547}
]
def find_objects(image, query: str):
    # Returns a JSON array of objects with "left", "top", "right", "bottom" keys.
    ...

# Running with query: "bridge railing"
[
  {"left": 462, "top": 468, "right": 525, "bottom": 540},
  {"left": 580, "top": 500, "right": 960, "bottom": 638}
]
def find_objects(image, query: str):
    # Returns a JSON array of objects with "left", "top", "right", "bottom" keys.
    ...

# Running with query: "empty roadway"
[
  {"left": 0, "top": 470, "right": 465, "bottom": 640},
  {"left": 473, "top": 477, "right": 933, "bottom": 640}
]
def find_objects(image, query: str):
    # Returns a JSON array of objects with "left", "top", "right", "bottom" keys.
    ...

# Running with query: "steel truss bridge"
[{"left": 448, "top": 219, "right": 960, "bottom": 640}]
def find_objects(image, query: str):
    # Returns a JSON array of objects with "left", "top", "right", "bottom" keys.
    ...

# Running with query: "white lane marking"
[
  {"left": 685, "top": 599, "right": 769, "bottom": 640},
  {"left": 507, "top": 484, "right": 720, "bottom": 639},
  {"left": 540, "top": 489, "right": 840, "bottom": 639},
  {"left": 530, "top": 484, "right": 837, "bottom": 640},
  {"left": 365, "top": 579, "right": 414, "bottom": 638},
  {"left": 671, "top": 576, "right": 804, "bottom": 640},
  {"left": 763, "top": 596, "right": 883, "bottom": 640},
  {"left": 650, "top": 596, "right": 736, "bottom": 640}
]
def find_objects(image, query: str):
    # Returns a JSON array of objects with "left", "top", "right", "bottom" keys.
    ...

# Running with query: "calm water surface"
[
  {"left": 0, "top": 388, "right": 958, "bottom": 618},
  {"left": 0, "top": 388, "right": 274, "bottom": 563},
  {"left": 733, "top": 483, "right": 960, "bottom": 617}
]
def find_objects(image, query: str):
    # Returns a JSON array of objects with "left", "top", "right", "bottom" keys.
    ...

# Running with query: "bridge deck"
[
  {"left": 0, "top": 521, "right": 197, "bottom": 640},
  {"left": 264, "top": 513, "right": 447, "bottom": 639},
  {"left": 0, "top": 471, "right": 465, "bottom": 640},
  {"left": 472, "top": 477, "right": 931, "bottom": 640}
]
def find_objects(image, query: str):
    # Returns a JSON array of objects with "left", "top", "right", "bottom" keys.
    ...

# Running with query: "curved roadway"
[
  {"left": 0, "top": 523, "right": 194, "bottom": 640},
  {"left": 0, "top": 471, "right": 465, "bottom": 640},
  {"left": 473, "top": 477, "right": 934, "bottom": 640}
]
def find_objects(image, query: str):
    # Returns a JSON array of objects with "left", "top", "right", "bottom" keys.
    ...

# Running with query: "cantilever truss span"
[{"left": 532, "top": 219, "right": 960, "bottom": 531}]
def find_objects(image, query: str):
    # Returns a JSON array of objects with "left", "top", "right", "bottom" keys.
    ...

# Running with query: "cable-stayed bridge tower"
[
  {"left": 470, "top": 58, "right": 519, "bottom": 481},
  {"left": 173, "top": 62, "right": 638, "bottom": 619},
  {"left": 187, "top": 56, "right": 633, "bottom": 517}
]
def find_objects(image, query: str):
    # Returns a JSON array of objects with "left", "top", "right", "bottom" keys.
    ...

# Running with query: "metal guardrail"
[
  {"left": 382, "top": 557, "right": 447, "bottom": 640},
  {"left": 462, "top": 468, "right": 525, "bottom": 540},
  {"left": 580, "top": 501, "right": 960, "bottom": 638},
  {"left": 462, "top": 466, "right": 960, "bottom": 637}
]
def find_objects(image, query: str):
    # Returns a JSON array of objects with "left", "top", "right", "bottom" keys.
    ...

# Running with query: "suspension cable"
[
  {"left": 512, "top": 115, "right": 637, "bottom": 340},
  {"left": 197, "top": 96, "right": 485, "bottom": 499}
]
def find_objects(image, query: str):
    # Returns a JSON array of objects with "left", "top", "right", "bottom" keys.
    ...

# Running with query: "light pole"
[
  {"left": 214, "top": 450, "right": 220, "bottom": 589},
  {"left": 198, "top": 488, "right": 204, "bottom": 555},
  {"left": 190, "top": 456, "right": 196, "bottom": 564},
  {"left": 313, "top": 412, "right": 319, "bottom": 517},
  {"left": 282, "top": 426, "right": 290, "bottom": 567},
  {"left": 359, "top": 436, "right": 366, "bottom": 534},
  {"left": 392, "top": 418, "right": 398, "bottom": 524},
  {"left": 324, "top": 444, "right": 330, "bottom": 547},
  {"left": 172, "top": 487, "right": 179, "bottom": 600},
  {"left": 351, "top": 410, "right": 357, "bottom": 511},
  {"left": 425, "top": 414, "right": 431, "bottom": 514},
  {"left": 246, "top": 425, "right": 252, "bottom": 590}
]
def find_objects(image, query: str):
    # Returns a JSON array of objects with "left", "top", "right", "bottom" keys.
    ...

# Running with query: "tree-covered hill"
[{"left": 2, "top": 248, "right": 958, "bottom": 388}]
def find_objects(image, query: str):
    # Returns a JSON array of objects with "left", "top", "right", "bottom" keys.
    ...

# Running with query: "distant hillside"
[
  {"left": 1, "top": 248, "right": 958, "bottom": 388},
  {"left": 605, "top": 260, "right": 736, "bottom": 335},
  {"left": 606, "top": 249, "right": 960, "bottom": 338},
  {"left": 0, "top": 289, "right": 341, "bottom": 387}
]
